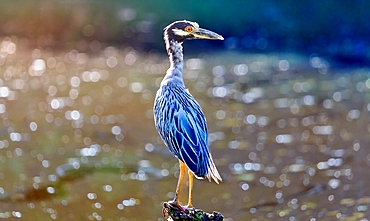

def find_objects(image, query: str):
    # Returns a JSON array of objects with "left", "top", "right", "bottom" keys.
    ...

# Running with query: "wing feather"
[{"left": 154, "top": 85, "right": 209, "bottom": 178}]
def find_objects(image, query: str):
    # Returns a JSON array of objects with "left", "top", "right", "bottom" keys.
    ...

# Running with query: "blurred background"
[
  {"left": 2, "top": 0, "right": 370, "bottom": 65},
  {"left": 1, "top": 0, "right": 370, "bottom": 220}
]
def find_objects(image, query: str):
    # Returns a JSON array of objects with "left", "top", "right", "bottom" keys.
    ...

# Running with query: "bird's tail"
[{"left": 206, "top": 155, "right": 222, "bottom": 184}]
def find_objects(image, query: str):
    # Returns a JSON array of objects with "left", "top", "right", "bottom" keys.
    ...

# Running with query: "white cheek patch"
[
  {"left": 172, "top": 28, "right": 190, "bottom": 36},
  {"left": 189, "top": 21, "right": 199, "bottom": 29}
]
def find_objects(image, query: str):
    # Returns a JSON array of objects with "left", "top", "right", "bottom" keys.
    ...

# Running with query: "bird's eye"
[{"left": 185, "top": 26, "right": 193, "bottom": 33}]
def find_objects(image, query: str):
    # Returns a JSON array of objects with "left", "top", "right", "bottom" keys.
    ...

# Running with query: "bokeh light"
[{"left": 0, "top": 1, "right": 369, "bottom": 220}]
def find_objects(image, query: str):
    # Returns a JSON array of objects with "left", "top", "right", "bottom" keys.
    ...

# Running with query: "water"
[{"left": 0, "top": 37, "right": 370, "bottom": 220}]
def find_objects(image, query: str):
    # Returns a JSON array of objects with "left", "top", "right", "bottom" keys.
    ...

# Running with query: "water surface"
[{"left": 0, "top": 38, "right": 369, "bottom": 220}]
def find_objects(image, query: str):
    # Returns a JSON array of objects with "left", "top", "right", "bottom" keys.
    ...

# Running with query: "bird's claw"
[
  {"left": 170, "top": 201, "right": 186, "bottom": 213},
  {"left": 184, "top": 205, "right": 195, "bottom": 212}
]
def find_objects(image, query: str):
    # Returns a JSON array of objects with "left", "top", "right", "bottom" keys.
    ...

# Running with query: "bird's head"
[{"left": 164, "top": 20, "right": 224, "bottom": 43}]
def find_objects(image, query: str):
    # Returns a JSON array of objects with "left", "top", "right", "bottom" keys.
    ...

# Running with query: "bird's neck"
[
  {"left": 166, "top": 39, "right": 183, "bottom": 66},
  {"left": 163, "top": 39, "right": 184, "bottom": 84}
]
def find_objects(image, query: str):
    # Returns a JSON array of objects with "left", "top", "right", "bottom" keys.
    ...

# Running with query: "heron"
[{"left": 153, "top": 20, "right": 223, "bottom": 209}]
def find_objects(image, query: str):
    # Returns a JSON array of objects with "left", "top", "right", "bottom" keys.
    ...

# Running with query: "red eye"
[{"left": 185, "top": 26, "right": 193, "bottom": 32}]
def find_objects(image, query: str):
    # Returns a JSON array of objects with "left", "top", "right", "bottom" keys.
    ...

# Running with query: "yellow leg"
[
  {"left": 173, "top": 160, "right": 186, "bottom": 204},
  {"left": 187, "top": 170, "right": 194, "bottom": 208}
]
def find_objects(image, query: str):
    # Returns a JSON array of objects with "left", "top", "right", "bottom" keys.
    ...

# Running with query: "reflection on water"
[{"left": 1, "top": 36, "right": 370, "bottom": 220}]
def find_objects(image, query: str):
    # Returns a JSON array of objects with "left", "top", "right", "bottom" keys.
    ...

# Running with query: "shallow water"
[{"left": 0, "top": 37, "right": 370, "bottom": 220}]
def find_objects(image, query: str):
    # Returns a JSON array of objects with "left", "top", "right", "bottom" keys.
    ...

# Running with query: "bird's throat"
[{"left": 166, "top": 39, "right": 184, "bottom": 68}]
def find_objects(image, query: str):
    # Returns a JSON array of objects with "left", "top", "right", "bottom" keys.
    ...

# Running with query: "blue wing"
[{"left": 154, "top": 85, "right": 209, "bottom": 178}]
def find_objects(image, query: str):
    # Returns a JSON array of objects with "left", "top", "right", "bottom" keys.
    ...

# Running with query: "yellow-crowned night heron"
[{"left": 153, "top": 20, "right": 223, "bottom": 208}]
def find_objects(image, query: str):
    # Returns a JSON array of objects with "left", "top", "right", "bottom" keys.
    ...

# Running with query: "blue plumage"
[{"left": 154, "top": 83, "right": 209, "bottom": 178}]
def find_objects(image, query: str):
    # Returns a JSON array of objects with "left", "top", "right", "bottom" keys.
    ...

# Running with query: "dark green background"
[{"left": 1, "top": 0, "right": 369, "bottom": 64}]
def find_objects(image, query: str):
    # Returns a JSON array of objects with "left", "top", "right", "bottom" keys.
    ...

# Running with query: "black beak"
[{"left": 191, "top": 28, "right": 224, "bottom": 40}]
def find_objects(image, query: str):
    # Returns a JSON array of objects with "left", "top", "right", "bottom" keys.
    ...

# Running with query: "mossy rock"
[{"left": 163, "top": 202, "right": 223, "bottom": 221}]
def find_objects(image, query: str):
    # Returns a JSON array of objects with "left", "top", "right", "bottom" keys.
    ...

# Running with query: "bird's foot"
[
  {"left": 184, "top": 204, "right": 195, "bottom": 213},
  {"left": 169, "top": 200, "right": 185, "bottom": 210}
]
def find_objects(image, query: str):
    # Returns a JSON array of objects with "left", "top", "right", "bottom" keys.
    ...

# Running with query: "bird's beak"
[{"left": 192, "top": 28, "right": 224, "bottom": 40}]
